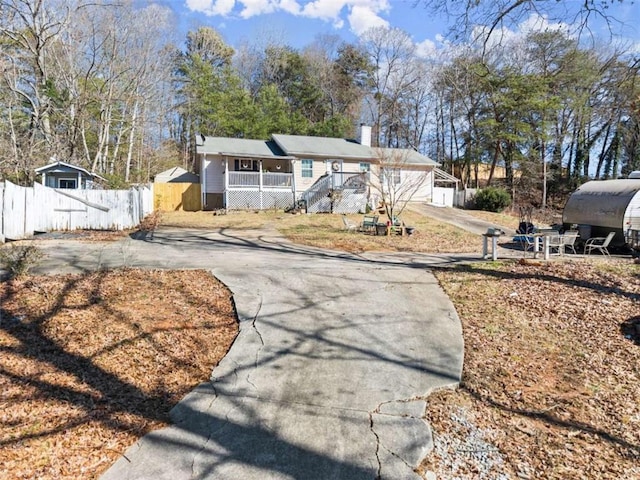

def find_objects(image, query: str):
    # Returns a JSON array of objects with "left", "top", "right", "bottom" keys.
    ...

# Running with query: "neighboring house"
[
  {"left": 35, "top": 160, "right": 104, "bottom": 189},
  {"left": 197, "top": 126, "right": 453, "bottom": 212},
  {"left": 154, "top": 166, "right": 199, "bottom": 183}
]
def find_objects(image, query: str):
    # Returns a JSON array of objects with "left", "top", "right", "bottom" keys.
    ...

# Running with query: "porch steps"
[{"left": 302, "top": 173, "right": 367, "bottom": 214}]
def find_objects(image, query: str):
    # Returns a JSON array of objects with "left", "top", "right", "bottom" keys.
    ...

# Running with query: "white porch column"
[
  {"left": 42, "top": 172, "right": 46, "bottom": 186},
  {"left": 291, "top": 159, "right": 297, "bottom": 203},
  {"left": 201, "top": 154, "right": 207, "bottom": 209},
  {"left": 431, "top": 168, "right": 435, "bottom": 201},
  {"left": 258, "top": 159, "right": 263, "bottom": 209},
  {"left": 224, "top": 157, "right": 229, "bottom": 209},
  {"left": 223, "top": 157, "right": 229, "bottom": 189},
  {"left": 77, "top": 171, "right": 82, "bottom": 189}
]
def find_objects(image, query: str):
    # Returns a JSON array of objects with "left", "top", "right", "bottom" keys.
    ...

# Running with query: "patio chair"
[
  {"left": 584, "top": 231, "right": 616, "bottom": 256},
  {"left": 516, "top": 234, "right": 536, "bottom": 256},
  {"left": 561, "top": 231, "right": 579, "bottom": 255},
  {"left": 341, "top": 215, "right": 358, "bottom": 232},
  {"left": 361, "top": 215, "right": 378, "bottom": 233},
  {"left": 388, "top": 215, "right": 405, "bottom": 235},
  {"left": 548, "top": 233, "right": 564, "bottom": 255}
]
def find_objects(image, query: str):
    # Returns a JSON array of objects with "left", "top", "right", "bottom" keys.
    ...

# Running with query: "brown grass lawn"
[
  {"left": 159, "top": 209, "right": 480, "bottom": 253},
  {"left": 1, "top": 207, "right": 639, "bottom": 479}
]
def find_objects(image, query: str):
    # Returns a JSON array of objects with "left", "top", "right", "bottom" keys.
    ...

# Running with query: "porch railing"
[
  {"left": 228, "top": 171, "right": 292, "bottom": 188},
  {"left": 301, "top": 174, "right": 333, "bottom": 209},
  {"left": 263, "top": 172, "right": 292, "bottom": 187}
]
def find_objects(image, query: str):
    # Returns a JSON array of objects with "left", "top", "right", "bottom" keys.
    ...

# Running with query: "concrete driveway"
[
  {"left": 409, "top": 203, "right": 517, "bottom": 237},
  {"left": 32, "top": 227, "right": 464, "bottom": 480}
]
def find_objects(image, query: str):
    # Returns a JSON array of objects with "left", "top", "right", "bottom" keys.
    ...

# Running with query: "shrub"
[
  {"left": 474, "top": 187, "right": 511, "bottom": 212},
  {"left": 0, "top": 244, "right": 45, "bottom": 279}
]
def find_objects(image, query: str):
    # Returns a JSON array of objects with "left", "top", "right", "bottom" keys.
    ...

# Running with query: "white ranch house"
[{"left": 197, "top": 127, "right": 457, "bottom": 213}]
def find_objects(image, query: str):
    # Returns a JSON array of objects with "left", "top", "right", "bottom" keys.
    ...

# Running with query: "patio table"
[
  {"left": 532, "top": 231, "right": 560, "bottom": 260},
  {"left": 482, "top": 232, "right": 502, "bottom": 261}
]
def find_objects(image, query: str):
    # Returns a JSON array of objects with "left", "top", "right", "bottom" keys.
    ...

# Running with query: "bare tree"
[
  {"left": 419, "top": 0, "right": 630, "bottom": 50},
  {"left": 0, "top": 0, "right": 176, "bottom": 184},
  {"left": 0, "top": 0, "right": 78, "bottom": 179},
  {"left": 369, "top": 148, "right": 432, "bottom": 223},
  {"left": 360, "top": 27, "right": 420, "bottom": 148}
]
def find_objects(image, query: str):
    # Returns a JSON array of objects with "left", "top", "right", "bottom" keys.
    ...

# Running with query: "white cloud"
[
  {"left": 415, "top": 38, "right": 436, "bottom": 59},
  {"left": 472, "top": 13, "right": 573, "bottom": 51},
  {"left": 238, "top": 0, "right": 302, "bottom": 18},
  {"left": 186, "top": 0, "right": 236, "bottom": 16},
  {"left": 279, "top": 0, "right": 302, "bottom": 15},
  {"left": 347, "top": 5, "right": 388, "bottom": 35},
  {"left": 516, "top": 13, "right": 571, "bottom": 37},
  {"left": 301, "top": 0, "right": 345, "bottom": 20},
  {"left": 184, "top": 0, "right": 392, "bottom": 34}
]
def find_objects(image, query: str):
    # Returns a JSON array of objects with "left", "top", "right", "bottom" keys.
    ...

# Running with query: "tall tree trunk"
[{"left": 125, "top": 99, "right": 139, "bottom": 182}]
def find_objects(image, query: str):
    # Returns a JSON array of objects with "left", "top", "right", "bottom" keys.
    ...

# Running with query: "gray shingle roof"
[
  {"left": 272, "top": 134, "right": 373, "bottom": 159},
  {"left": 34, "top": 160, "right": 106, "bottom": 180},
  {"left": 197, "top": 137, "right": 292, "bottom": 159},
  {"left": 374, "top": 148, "right": 439, "bottom": 167},
  {"left": 196, "top": 135, "right": 439, "bottom": 167}
]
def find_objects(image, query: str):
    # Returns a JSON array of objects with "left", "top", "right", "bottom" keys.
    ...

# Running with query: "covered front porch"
[{"left": 223, "top": 157, "right": 296, "bottom": 210}]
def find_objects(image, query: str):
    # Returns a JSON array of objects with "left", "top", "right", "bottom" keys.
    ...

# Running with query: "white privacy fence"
[{"left": 0, "top": 181, "right": 154, "bottom": 242}]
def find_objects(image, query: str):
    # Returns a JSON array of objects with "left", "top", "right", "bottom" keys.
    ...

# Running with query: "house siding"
[
  {"left": 404, "top": 169, "right": 434, "bottom": 202},
  {"left": 293, "top": 158, "right": 367, "bottom": 198},
  {"left": 204, "top": 156, "right": 224, "bottom": 194},
  {"left": 197, "top": 136, "right": 446, "bottom": 211},
  {"left": 294, "top": 158, "right": 328, "bottom": 196},
  {"left": 367, "top": 165, "right": 434, "bottom": 204}
]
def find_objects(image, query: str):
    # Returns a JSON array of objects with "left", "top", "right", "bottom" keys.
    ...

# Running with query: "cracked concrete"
[
  {"left": 370, "top": 398, "right": 434, "bottom": 479},
  {"left": 29, "top": 226, "right": 463, "bottom": 480}
]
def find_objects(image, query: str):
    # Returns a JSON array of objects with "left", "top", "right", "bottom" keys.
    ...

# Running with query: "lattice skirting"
[
  {"left": 226, "top": 190, "right": 294, "bottom": 210},
  {"left": 307, "top": 190, "right": 367, "bottom": 214},
  {"left": 307, "top": 197, "right": 331, "bottom": 213}
]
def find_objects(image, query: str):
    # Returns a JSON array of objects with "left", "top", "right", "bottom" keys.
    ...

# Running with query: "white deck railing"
[
  {"left": 228, "top": 172, "right": 292, "bottom": 188},
  {"left": 263, "top": 172, "right": 292, "bottom": 187}
]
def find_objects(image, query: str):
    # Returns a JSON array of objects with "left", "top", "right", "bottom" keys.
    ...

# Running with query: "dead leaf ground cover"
[
  {"left": 421, "top": 259, "right": 640, "bottom": 480},
  {"left": 0, "top": 269, "right": 237, "bottom": 480}
]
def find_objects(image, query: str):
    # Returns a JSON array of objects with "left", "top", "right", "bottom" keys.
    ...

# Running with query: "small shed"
[
  {"left": 35, "top": 160, "right": 104, "bottom": 189},
  {"left": 563, "top": 179, "right": 640, "bottom": 246},
  {"left": 154, "top": 167, "right": 199, "bottom": 183}
]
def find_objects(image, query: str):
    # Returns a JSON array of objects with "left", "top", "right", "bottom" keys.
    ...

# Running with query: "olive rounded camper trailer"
[{"left": 562, "top": 177, "right": 640, "bottom": 249}]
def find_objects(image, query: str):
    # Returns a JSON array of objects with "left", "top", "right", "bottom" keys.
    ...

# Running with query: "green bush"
[
  {"left": 0, "top": 244, "right": 44, "bottom": 279},
  {"left": 474, "top": 187, "right": 511, "bottom": 212}
]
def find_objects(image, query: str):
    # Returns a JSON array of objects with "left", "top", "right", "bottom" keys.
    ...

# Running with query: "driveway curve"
[{"left": 32, "top": 227, "right": 464, "bottom": 480}]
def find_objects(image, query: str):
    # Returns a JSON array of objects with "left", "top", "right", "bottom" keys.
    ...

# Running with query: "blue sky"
[{"left": 152, "top": 0, "right": 640, "bottom": 54}]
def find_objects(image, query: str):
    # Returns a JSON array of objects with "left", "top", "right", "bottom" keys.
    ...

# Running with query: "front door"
[{"left": 329, "top": 159, "right": 343, "bottom": 188}]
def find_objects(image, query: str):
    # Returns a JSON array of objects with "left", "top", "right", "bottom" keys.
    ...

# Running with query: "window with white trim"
[
  {"left": 301, "top": 159, "right": 313, "bottom": 178},
  {"left": 234, "top": 159, "right": 257, "bottom": 171},
  {"left": 58, "top": 178, "right": 77, "bottom": 189},
  {"left": 382, "top": 168, "right": 401, "bottom": 185},
  {"left": 359, "top": 162, "right": 371, "bottom": 173}
]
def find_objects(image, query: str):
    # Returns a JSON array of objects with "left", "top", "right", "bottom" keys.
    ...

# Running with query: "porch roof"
[{"left": 197, "top": 137, "right": 294, "bottom": 160}]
